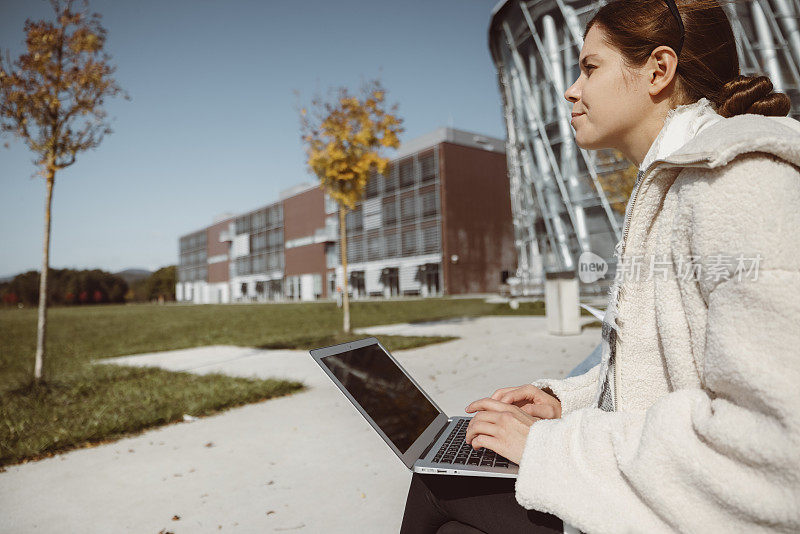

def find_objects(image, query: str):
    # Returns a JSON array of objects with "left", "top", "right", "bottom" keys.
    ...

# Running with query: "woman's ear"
[{"left": 647, "top": 45, "right": 679, "bottom": 97}]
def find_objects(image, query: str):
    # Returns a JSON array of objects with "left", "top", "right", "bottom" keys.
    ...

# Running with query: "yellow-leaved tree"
[
  {"left": 299, "top": 79, "right": 403, "bottom": 333},
  {"left": 0, "top": 0, "right": 126, "bottom": 385},
  {"left": 596, "top": 150, "right": 638, "bottom": 215}
]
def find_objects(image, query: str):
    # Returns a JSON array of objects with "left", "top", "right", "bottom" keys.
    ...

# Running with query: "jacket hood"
[{"left": 649, "top": 112, "right": 800, "bottom": 174}]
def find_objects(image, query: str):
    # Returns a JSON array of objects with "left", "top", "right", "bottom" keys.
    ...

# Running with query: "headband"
[{"left": 662, "top": 0, "right": 686, "bottom": 55}]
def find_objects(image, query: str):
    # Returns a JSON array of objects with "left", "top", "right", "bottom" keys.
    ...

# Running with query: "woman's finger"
[
  {"left": 469, "top": 434, "right": 505, "bottom": 457},
  {"left": 465, "top": 419, "right": 498, "bottom": 445},
  {"left": 490, "top": 385, "right": 526, "bottom": 400},
  {"left": 497, "top": 384, "right": 537, "bottom": 404},
  {"left": 466, "top": 397, "right": 522, "bottom": 414}
]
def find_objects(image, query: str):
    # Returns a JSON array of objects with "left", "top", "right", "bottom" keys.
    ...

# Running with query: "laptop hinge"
[{"left": 419, "top": 419, "right": 450, "bottom": 460}]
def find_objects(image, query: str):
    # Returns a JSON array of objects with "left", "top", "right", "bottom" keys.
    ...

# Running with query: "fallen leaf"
[
  {"left": 274, "top": 524, "right": 305, "bottom": 531},
  {"left": 266, "top": 510, "right": 275, "bottom": 516},
  {"left": 172, "top": 515, "right": 180, "bottom": 521}
]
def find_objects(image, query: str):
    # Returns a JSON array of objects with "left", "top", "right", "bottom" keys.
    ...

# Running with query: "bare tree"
[{"left": 0, "top": 0, "right": 126, "bottom": 384}]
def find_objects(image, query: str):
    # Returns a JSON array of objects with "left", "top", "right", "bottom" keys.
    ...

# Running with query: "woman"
[{"left": 400, "top": 0, "right": 800, "bottom": 532}]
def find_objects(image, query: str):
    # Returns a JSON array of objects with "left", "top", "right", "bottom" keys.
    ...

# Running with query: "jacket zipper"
[{"left": 612, "top": 155, "right": 712, "bottom": 411}]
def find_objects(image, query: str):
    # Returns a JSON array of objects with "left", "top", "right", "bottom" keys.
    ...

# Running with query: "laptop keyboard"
[{"left": 432, "top": 419, "right": 514, "bottom": 468}]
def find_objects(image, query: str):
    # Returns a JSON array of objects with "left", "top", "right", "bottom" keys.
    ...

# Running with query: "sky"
[{"left": 0, "top": 0, "right": 507, "bottom": 279}]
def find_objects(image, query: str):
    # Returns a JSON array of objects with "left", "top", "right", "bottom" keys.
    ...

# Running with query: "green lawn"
[
  {"left": 0, "top": 297, "right": 549, "bottom": 466},
  {"left": 0, "top": 298, "right": 548, "bottom": 390}
]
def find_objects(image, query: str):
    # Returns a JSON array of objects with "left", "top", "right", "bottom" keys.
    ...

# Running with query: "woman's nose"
[{"left": 564, "top": 79, "right": 580, "bottom": 103}]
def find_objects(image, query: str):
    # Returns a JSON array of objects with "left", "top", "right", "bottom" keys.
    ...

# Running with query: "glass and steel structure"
[{"left": 489, "top": 0, "right": 800, "bottom": 295}]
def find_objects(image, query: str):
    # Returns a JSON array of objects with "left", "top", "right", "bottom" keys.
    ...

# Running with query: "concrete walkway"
[{"left": 0, "top": 316, "right": 600, "bottom": 534}]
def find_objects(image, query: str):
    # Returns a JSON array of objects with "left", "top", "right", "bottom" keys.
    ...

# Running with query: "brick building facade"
[{"left": 176, "top": 127, "right": 516, "bottom": 303}]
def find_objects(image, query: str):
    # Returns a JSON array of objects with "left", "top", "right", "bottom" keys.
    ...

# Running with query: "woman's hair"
[{"left": 585, "top": 0, "right": 792, "bottom": 117}]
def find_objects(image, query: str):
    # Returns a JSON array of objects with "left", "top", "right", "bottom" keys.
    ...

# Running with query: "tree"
[
  {"left": 0, "top": 0, "right": 126, "bottom": 384},
  {"left": 299, "top": 79, "right": 403, "bottom": 332},
  {"left": 145, "top": 266, "right": 176, "bottom": 302},
  {"left": 596, "top": 150, "right": 638, "bottom": 215}
]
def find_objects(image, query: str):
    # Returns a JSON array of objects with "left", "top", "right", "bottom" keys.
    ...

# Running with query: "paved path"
[{"left": 0, "top": 316, "right": 600, "bottom": 534}]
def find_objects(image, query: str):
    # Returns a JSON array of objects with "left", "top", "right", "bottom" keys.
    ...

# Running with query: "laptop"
[{"left": 310, "top": 336, "right": 518, "bottom": 478}]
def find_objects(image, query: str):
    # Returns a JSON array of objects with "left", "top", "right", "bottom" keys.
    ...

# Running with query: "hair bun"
[{"left": 716, "top": 75, "right": 792, "bottom": 117}]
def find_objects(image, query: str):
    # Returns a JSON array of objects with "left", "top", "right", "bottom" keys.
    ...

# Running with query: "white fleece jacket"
[{"left": 515, "top": 99, "right": 800, "bottom": 533}]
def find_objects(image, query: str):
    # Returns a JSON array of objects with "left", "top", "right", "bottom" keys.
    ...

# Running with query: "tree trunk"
[
  {"left": 339, "top": 205, "right": 351, "bottom": 333},
  {"left": 34, "top": 170, "right": 55, "bottom": 384}
]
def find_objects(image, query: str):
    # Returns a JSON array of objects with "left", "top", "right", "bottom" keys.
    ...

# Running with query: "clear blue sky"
[{"left": 0, "top": 0, "right": 506, "bottom": 278}]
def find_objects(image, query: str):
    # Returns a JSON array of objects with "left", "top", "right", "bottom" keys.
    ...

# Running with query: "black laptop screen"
[{"left": 321, "top": 342, "right": 440, "bottom": 454}]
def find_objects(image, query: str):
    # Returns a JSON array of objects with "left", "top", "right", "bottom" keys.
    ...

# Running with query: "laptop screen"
[{"left": 320, "top": 342, "right": 440, "bottom": 454}]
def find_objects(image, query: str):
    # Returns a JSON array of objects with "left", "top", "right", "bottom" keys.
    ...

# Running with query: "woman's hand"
[
  {"left": 463, "top": 398, "right": 538, "bottom": 465},
  {"left": 487, "top": 384, "right": 562, "bottom": 420}
]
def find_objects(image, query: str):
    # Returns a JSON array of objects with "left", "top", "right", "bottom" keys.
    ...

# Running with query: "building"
[
  {"left": 488, "top": 0, "right": 800, "bottom": 295},
  {"left": 176, "top": 127, "right": 517, "bottom": 303}
]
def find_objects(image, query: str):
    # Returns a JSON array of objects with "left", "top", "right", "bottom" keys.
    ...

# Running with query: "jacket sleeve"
[
  {"left": 530, "top": 363, "right": 600, "bottom": 416},
  {"left": 514, "top": 154, "right": 800, "bottom": 533}
]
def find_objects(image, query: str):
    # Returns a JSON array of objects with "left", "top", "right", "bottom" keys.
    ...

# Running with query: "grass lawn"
[{"left": 0, "top": 297, "right": 550, "bottom": 466}]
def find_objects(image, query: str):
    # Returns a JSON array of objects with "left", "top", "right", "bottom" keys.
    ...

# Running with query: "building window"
[
  {"left": 400, "top": 196, "right": 416, "bottom": 222},
  {"left": 366, "top": 170, "right": 379, "bottom": 198},
  {"left": 383, "top": 164, "right": 397, "bottom": 193},
  {"left": 252, "top": 254, "right": 266, "bottom": 273},
  {"left": 399, "top": 158, "right": 415, "bottom": 188},
  {"left": 383, "top": 200, "right": 397, "bottom": 227},
  {"left": 421, "top": 225, "right": 441, "bottom": 254},
  {"left": 421, "top": 190, "right": 438, "bottom": 218},
  {"left": 252, "top": 209, "right": 267, "bottom": 230},
  {"left": 346, "top": 209, "right": 363, "bottom": 233},
  {"left": 402, "top": 228, "right": 418, "bottom": 256},
  {"left": 251, "top": 232, "right": 267, "bottom": 252},
  {"left": 420, "top": 150, "right": 436, "bottom": 183},
  {"left": 385, "top": 232, "right": 399, "bottom": 258},
  {"left": 347, "top": 236, "right": 363, "bottom": 264},
  {"left": 367, "top": 234, "right": 383, "bottom": 261}
]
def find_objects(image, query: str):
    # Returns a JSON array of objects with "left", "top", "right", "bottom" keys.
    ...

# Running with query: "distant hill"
[{"left": 114, "top": 268, "right": 152, "bottom": 285}]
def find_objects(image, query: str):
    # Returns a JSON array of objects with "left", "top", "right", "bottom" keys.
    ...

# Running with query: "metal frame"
[{"left": 489, "top": 0, "right": 800, "bottom": 292}]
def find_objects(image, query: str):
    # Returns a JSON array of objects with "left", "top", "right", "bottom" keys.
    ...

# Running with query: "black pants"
[{"left": 400, "top": 473, "right": 563, "bottom": 534}]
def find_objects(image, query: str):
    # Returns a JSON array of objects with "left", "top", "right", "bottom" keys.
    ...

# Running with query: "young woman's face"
[{"left": 564, "top": 24, "right": 651, "bottom": 152}]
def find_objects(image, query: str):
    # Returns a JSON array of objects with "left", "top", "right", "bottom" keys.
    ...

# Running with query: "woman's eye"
[{"left": 585, "top": 65, "right": 596, "bottom": 74}]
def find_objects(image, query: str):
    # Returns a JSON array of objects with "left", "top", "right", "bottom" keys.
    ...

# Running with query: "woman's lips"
[{"left": 570, "top": 113, "right": 584, "bottom": 125}]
